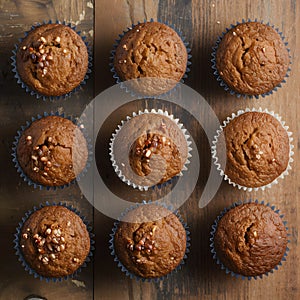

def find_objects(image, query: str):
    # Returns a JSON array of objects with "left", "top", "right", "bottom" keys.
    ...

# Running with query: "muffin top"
[
  {"left": 216, "top": 22, "right": 289, "bottom": 95},
  {"left": 111, "top": 112, "right": 189, "bottom": 188},
  {"left": 113, "top": 21, "right": 188, "bottom": 94},
  {"left": 114, "top": 204, "right": 186, "bottom": 278},
  {"left": 17, "top": 115, "right": 88, "bottom": 187},
  {"left": 16, "top": 23, "right": 88, "bottom": 97},
  {"left": 221, "top": 111, "right": 290, "bottom": 188},
  {"left": 19, "top": 205, "right": 90, "bottom": 278},
  {"left": 213, "top": 203, "right": 288, "bottom": 277}
]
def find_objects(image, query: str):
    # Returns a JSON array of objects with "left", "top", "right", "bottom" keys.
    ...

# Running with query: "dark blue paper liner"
[
  {"left": 12, "top": 111, "right": 92, "bottom": 190},
  {"left": 110, "top": 18, "right": 192, "bottom": 98},
  {"left": 109, "top": 109, "right": 192, "bottom": 191},
  {"left": 13, "top": 202, "right": 95, "bottom": 282},
  {"left": 11, "top": 20, "right": 92, "bottom": 101},
  {"left": 210, "top": 199, "right": 290, "bottom": 280},
  {"left": 109, "top": 200, "right": 191, "bottom": 282},
  {"left": 211, "top": 19, "right": 291, "bottom": 99}
]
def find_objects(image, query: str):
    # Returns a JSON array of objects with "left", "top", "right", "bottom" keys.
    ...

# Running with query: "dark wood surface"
[{"left": 1, "top": 0, "right": 299, "bottom": 299}]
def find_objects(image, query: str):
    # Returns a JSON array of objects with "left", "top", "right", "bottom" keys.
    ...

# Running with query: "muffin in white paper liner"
[
  {"left": 14, "top": 201, "right": 95, "bottom": 282},
  {"left": 211, "top": 19, "right": 291, "bottom": 99},
  {"left": 109, "top": 109, "right": 192, "bottom": 191},
  {"left": 110, "top": 18, "right": 192, "bottom": 98},
  {"left": 211, "top": 108, "right": 294, "bottom": 191},
  {"left": 12, "top": 111, "right": 92, "bottom": 190},
  {"left": 11, "top": 20, "right": 92, "bottom": 101},
  {"left": 210, "top": 199, "right": 290, "bottom": 280},
  {"left": 109, "top": 200, "right": 190, "bottom": 282}
]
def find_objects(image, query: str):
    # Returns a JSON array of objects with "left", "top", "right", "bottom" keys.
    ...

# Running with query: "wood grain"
[{"left": 0, "top": 0, "right": 299, "bottom": 299}]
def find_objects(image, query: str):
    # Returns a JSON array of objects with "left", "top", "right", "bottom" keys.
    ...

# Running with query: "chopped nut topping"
[
  {"left": 22, "top": 233, "right": 28, "bottom": 239},
  {"left": 73, "top": 257, "right": 80, "bottom": 263},
  {"left": 122, "top": 44, "right": 128, "bottom": 50},
  {"left": 55, "top": 36, "right": 61, "bottom": 43},
  {"left": 232, "top": 31, "right": 237, "bottom": 36},
  {"left": 253, "top": 231, "right": 258, "bottom": 237},
  {"left": 40, "top": 36, "right": 47, "bottom": 43}
]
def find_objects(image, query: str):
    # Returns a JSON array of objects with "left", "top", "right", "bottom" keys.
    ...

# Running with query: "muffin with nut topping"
[
  {"left": 18, "top": 205, "right": 91, "bottom": 278},
  {"left": 110, "top": 110, "right": 191, "bottom": 190},
  {"left": 16, "top": 115, "right": 88, "bottom": 187},
  {"left": 112, "top": 203, "right": 188, "bottom": 279},
  {"left": 15, "top": 23, "right": 88, "bottom": 97}
]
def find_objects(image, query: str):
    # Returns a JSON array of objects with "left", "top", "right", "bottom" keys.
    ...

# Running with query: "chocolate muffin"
[
  {"left": 215, "top": 22, "right": 289, "bottom": 96},
  {"left": 113, "top": 204, "right": 187, "bottom": 279},
  {"left": 212, "top": 203, "right": 288, "bottom": 277},
  {"left": 110, "top": 111, "right": 190, "bottom": 189},
  {"left": 18, "top": 205, "right": 91, "bottom": 278},
  {"left": 16, "top": 115, "right": 88, "bottom": 187},
  {"left": 16, "top": 23, "right": 88, "bottom": 97},
  {"left": 219, "top": 111, "right": 290, "bottom": 188},
  {"left": 113, "top": 21, "right": 188, "bottom": 95}
]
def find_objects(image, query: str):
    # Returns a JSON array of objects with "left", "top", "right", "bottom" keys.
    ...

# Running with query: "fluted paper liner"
[
  {"left": 210, "top": 200, "right": 290, "bottom": 280},
  {"left": 109, "top": 109, "right": 192, "bottom": 191},
  {"left": 211, "top": 107, "right": 294, "bottom": 191}
]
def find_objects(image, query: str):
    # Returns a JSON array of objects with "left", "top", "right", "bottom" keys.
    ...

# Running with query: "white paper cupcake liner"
[
  {"left": 14, "top": 202, "right": 95, "bottom": 282},
  {"left": 12, "top": 111, "right": 92, "bottom": 190},
  {"left": 109, "top": 200, "right": 190, "bottom": 282},
  {"left": 212, "top": 107, "right": 294, "bottom": 191},
  {"left": 210, "top": 199, "right": 290, "bottom": 280},
  {"left": 11, "top": 20, "right": 92, "bottom": 101},
  {"left": 110, "top": 18, "right": 192, "bottom": 98},
  {"left": 109, "top": 108, "right": 193, "bottom": 191},
  {"left": 211, "top": 19, "right": 291, "bottom": 99}
]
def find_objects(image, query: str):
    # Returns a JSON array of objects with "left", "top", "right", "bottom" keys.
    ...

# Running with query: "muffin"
[
  {"left": 15, "top": 23, "right": 89, "bottom": 97},
  {"left": 112, "top": 21, "right": 189, "bottom": 95},
  {"left": 214, "top": 21, "right": 289, "bottom": 97},
  {"left": 15, "top": 115, "right": 88, "bottom": 187},
  {"left": 211, "top": 202, "right": 288, "bottom": 278},
  {"left": 17, "top": 205, "right": 91, "bottom": 279},
  {"left": 111, "top": 203, "right": 188, "bottom": 279},
  {"left": 110, "top": 110, "right": 191, "bottom": 190},
  {"left": 213, "top": 109, "right": 292, "bottom": 190}
]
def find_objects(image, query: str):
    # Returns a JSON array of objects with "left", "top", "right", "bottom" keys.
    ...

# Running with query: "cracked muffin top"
[
  {"left": 111, "top": 112, "right": 189, "bottom": 188},
  {"left": 19, "top": 205, "right": 90, "bottom": 278},
  {"left": 17, "top": 115, "right": 88, "bottom": 187},
  {"left": 220, "top": 111, "right": 290, "bottom": 188},
  {"left": 113, "top": 21, "right": 188, "bottom": 95},
  {"left": 216, "top": 22, "right": 289, "bottom": 96},
  {"left": 16, "top": 23, "right": 88, "bottom": 97},
  {"left": 113, "top": 204, "right": 187, "bottom": 279},
  {"left": 213, "top": 203, "right": 288, "bottom": 277}
]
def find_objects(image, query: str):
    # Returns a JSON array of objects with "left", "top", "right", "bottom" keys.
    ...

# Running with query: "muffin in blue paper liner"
[
  {"left": 211, "top": 19, "right": 291, "bottom": 98},
  {"left": 110, "top": 19, "right": 192, "bottom": 98},
  {"left": 12, "top": 111, "right": 92, "bottom": 190},
  {"left": 109, "top": 109, "right": 192, "bottom": 191},
  {"left": 109, "top": 201, "right": 190, "bottom": 282},
  {"left": 211, "top": 107, "right": 294, "bottom": 192},
  {"left": 14, "top": 202, "right": 95, "bottom": 282},
  {"left": 11, "top": 20, "right": 92, "bottom": 101},
  {"left": 210, "top": 200, "right": 290, "bottom": 280}
]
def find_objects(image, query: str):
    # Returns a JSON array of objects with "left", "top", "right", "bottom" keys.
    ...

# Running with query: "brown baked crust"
[
  {"left": 216, "top": 22, "right": 289, "bottom": 95},
  {"left": 17, "top": 116, "right": 88, "bottom": 186},
  {"left": 112, "top": 113, "right": 188, "bottom": 187},
  {"left": 114, "top": 204, "right": 186, "bottom": 278},
  {"left": 129, "top": 132, "right": 182, "bottom": 184},
  {"left": 113, "top": 22, "right": 187, "bottom": 83},
  {"left": 222, "top": 112, "right": 290, "bottom": 187},
  {"left": 214, "top": 203, "right": 288, "bottom": 277},
  {"left": 16, "top": 23, "right": 88, "bottom": 96},
  {"left": 20, "top": 206, "right": 90, "bottom": 278}
]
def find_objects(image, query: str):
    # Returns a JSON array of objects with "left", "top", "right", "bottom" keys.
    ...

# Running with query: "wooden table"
[{"left": 0, "top": 0, "right": 299, "bottom": 299}]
